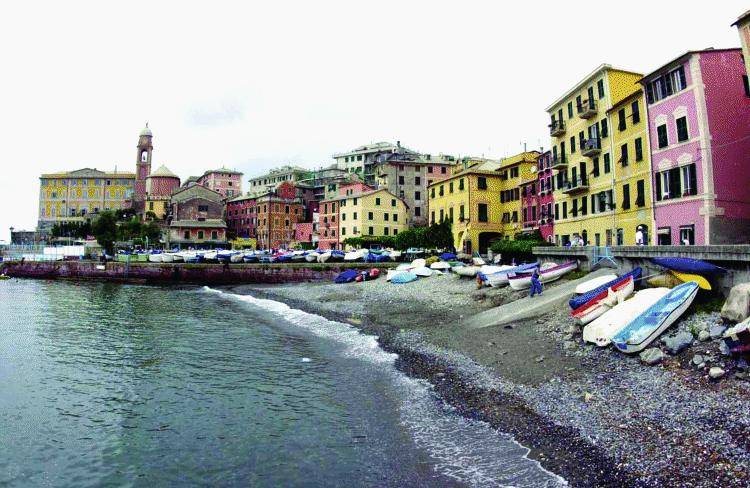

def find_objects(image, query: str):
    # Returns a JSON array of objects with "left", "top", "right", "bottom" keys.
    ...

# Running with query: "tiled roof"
[{"left": 170, "top": 219, "right": 227, "bottom": 228}]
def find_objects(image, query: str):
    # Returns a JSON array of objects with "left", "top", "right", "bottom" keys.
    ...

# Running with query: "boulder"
[
  {"left": 640, "top": 348, "right": 665, "bottom": 365},
  {"left": 698, "top": 330, "right": 710, "bottom": 342},
  {"left": 709, "top": 367, "right": 726, "bottom": 379},
  {"left": 721, "top": 283, "right": 750, "bottom": 323},
  {"left": 709, "top": 325, "right": 727, "bottom": 340},
  {"left": 692, "top": 354, "right": 705, "bottom": 366},
  {"left": 663, "top": 332, "right": 694, "bottom": 355}
]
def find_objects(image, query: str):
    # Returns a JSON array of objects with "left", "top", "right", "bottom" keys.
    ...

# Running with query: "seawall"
[{"left": 0, "top": 260, "right": 395, "bottom": 285}]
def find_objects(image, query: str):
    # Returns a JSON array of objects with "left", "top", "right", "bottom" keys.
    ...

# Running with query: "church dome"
[
  {"left": 148, "top": 165, "right": 178, "bottom": 179},
  {"left": 139, "top": 124, "right": 153, "bottom": 137}
]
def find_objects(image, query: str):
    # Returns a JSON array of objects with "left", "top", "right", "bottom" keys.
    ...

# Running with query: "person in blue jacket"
[{"left": 530, "top": 268, "right": 543, "bottom": 297}]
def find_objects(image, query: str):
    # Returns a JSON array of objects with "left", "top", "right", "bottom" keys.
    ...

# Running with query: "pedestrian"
[
  {"left": 635, "top": 226, "right": 645, "bottom": 246},
  {"left": 530, "top": 268, "right": 543, "bottom": 297}
]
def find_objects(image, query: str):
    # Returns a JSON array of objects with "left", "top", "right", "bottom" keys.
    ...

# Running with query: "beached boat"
[
  {"left": 472, "top": 254, "right": 486, "bottom": 266},
  {"left": 344, "top": 251, "right": 361, "bottom": 262},
  {"left": 389, "top": 250, "right": 402, "bottom": 261},
  {"left": 243, "top": 252, "right": 259, "bottom": 263},
  {"left": 413, "top": 266, "right": 433, "bottom": 277},
  {"left": 148, "top": 253, "right": 163, "bottom": 263},
  {"left": 430, "top": 261, "right": 451, "bottom": 270},
  {"left": 396, "top": 263, "right": 414, "bottom": 271},
  {"left": 411, "top": 258, "right": 426, "bottom": 269},
  {"left": 305, "top": 252, "right": 320, "bottom": 263},
  {"left": 480, "top": 262, "right": 539, "bottom": 287},
  {"left": 334, "top": 269, "right": 359, "bottom": 284},
  {"left": 651, "top": 257, "right": 725, "bottom": 274},
  {"left": 508, "top": 261, "right": 577, "bottom": 290},
  {"left": 391, "top": 271, "right": 418, "bottom": 284},
  {"left": 611, "top": 281, "right": 700, "bottom": 353},
  {"left": 569, "top": 268, "right": 642, "bottom": 310},
  {"left": 203, "top": 251, "right": 218, "bottom": 263},
  {"left": 575, "top": 274, "right": 618, "bottom": 295},
  {"left": 572, "top": 276, "right": 635, "bottom": 325},
  {"left": 454, "top": 266, "right": 480, "bottom": 278},
  {"left": 385, "top": 269, "right": 399, "bottom": 281},
  {"left": 583, "top": 287, "right": 670, "bottom": 347},
  {"left": 671, "top": 271, "right": 711, "bottom": 290},
  {"left": 230, "top": 252, "right": 244, "bottom": 263},
  {"left": 329, "top": 250, "right": 345, "bottom": 262},
  {"left": 160, "top": 253, "right": 175, "bottom": 263},
  {"left": 318, "top": 251, "right": 331, "bottom": 263},
  {"left": 171, "top": 252, "right": 184, "bottom": 263}
]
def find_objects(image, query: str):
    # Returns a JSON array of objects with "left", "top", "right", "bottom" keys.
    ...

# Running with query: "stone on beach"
[
  {"left": 709, "top": 325, "right": 727, "bottom": 340},
  {"left": 709, "top": 367, "right": 726, "bottom": 379},
  {"left": 639, "top": 348, "right": 665, "bottom": 365},
  {"left": 698, "top": 330, "right": 710, "bottom": 342},
  {"left": 662, "top": 332, "right": 694, "bottom": 355},
  {"left": 721, "top": 283, "right": 750, "bottom": 323}
]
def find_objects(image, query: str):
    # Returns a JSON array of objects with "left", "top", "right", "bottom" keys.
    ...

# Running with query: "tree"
[{"left": 91, "top": 211, "right": 118, "bottom": 254}]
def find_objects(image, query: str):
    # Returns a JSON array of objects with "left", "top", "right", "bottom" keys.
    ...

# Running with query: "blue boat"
[
  {"left": 612, "top": 281, "right": 700, "bottom": 354},
  {"left": 334, "top": 269, "right": 359, "bottom": 284},
  {"left": 651, "top": 257, "right": 725, "bottom": 274},
  {"left": 440, "top": 252, "right": 457, "bottom": 261},
  {"left": 569, "top": 268, "right": 642, "bottom": 310},
  {"left": 391, "top": 271, "right": 418, "bottom": 284}
]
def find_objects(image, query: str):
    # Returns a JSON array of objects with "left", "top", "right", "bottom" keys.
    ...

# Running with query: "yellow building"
[
  {"left": 733, "top": 10, "right": 750, "bottom": 80},
  {"left": 38, "top": 168, "right": 135, "bottom": 233},
  {"left": 427, "top": 151, "right": 539, "bottom": 253},
  {"left": 336, "top": 188, "right": 409, "bottom": 244},
  {"left": 546, "top": 64, "right": 642, "bottom": 246},
  {"left": 608, "top": 89, "right": 655, "bottom": 245}
]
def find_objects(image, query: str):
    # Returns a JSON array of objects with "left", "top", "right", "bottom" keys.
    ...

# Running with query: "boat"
[
  {"left": 583, "top": 287, "right": 670, "bottom": 347},
  {"left": 651, "top": 257, "right": 725, "bottom": 274},
  {"left": 203, "top": 251, "right": 218, "bottom": 263},
  {"left": 329, "top": 250, "right": 346, "bottom": 262},
  {"left": 671, "top": 271, "right": 711, "bottom": 291},
  {"left": 454, "top": 266, "right": 480, "bottom": 277},
  {"left": 391, "top": 271, "right": 418, "bottom": 284},
  {"left": 472, "top": 253, "right": 486, "bottom": 266},
  {"left": 571, "top": 276, "right": 635, "bottom": 325},
  {"left": 479, "top": 262, "right": 539, "bottom": 287},
  {"left": 479, "top": 265, "right": 506, "bottom": 275},
  {"left": 396, "top": 263, "right": 414, "bottom": 271},
  {"left": 344, "top": 250, "right": 362, "bottom": 262},
  {"left": 575, "top": 274, "right": 618, "bottom": 295},
  {"left": 230, "top": 252, "right": 244, "bottom": 263},
  {"left": 389, "top": 250, "right": 402, "bottom": 261},
  {"left": 413, "top": 266, "right": 433, "bottom": 277},
  {"left": 148, "top": 253, "right": 162, "bottom": 263},
  {"left": 430, "top": 261, "right": 451, "bottom": 270},
  {"left": 334, "top": 269, "right": 359, "bottom": 284},
  {"left": 318, "top": 251, "right": 331, "bottom": 263},
  {"left": 440, "top": 252, "right": 457, "bottom": 261},
  {"left": 170, "top": 252, "right": 184, "bottom": 263},
  {"left": 386, "top": 269, "right": 399, "bottom": 281},
  {"left": 508, "top": 261, "right": 577, "bottom": 290},
  {"left": 305, "top": 252, "right": 320, "bottom": 263},
  {"left": 569, "top": 268, "right": 642, "bottom": 310},
  {"left": 0, "top": 274, "right": 10, "bottom": 280},
  {"left": 411, "top": 258, "right": 426, "bottom": 269},
  {"left": 612, "top": 281, "right": 700, "bottom": 354}
]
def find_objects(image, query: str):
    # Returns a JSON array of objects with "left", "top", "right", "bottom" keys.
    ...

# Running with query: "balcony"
[
  {"left": 577, "top": 98, "right": 597, "bottom": 119},
  {"left": 562, "top": 177, "right": 590, "bottom": 194},
  {"left": 550, "top": 155, "right": 568, "bottom": 170},
  {"left": 549, "top": 119, "right": 566, "bottom": 137},
  {"left": 581, "top": 138, "right": 601, "bottom": 157}
]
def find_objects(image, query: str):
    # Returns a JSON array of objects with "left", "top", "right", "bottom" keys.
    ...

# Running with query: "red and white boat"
[
  {"left": 507, "top": 261, "right": 577, "bottom": 290},
  {"left": 570, "top": 276, "right": 634, "bottom": 325}
]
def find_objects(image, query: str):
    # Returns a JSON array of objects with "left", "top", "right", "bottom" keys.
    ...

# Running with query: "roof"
[
  {"left": 148, "top": 165, "right": 179, "bottom": 178},
  {"left": 41, "top": 168, "right": 135, "bottom": 179},
  {"left": 332, "top": 141, "right": 418, "bottom": 158},
  {"left": 320, "top": 187, "right": 409, "bottom": 208},
  {"left": 732, "top": 10, "right": 750, "bottom": 26},
  {"left": 139, "top": 124, "right": 152, "bottom": 137},
  {"left": 248, "top": 165, "right": 309, "bottom": 180},
  {"left": 227, "top": 193, "right": 256, "bottom": 203},
  {"left": 640, "top": 48, "right": 741, "bottom": 82},
  {"left": 545, "top": 64, "right": 643, "bottom": 112},
  {"left": 202, "top": 166, "right": 243, "bottom": 176},
  {"left": 170, "top": 219, "right": 227, "bottom": 228},
  {"left": 171, "top": 182, "right": 224, "bottom": 203}
]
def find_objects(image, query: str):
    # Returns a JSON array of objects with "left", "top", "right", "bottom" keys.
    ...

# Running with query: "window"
[
  {"left": 393, "top": 213, "right": 398, "bottom": 222},
  {"left": 618, "top": 109, "right": 626, "bottom": 131},
  {"left": 415, "top": 206, "right": 421, "bottom": 217},
  {"left": 415, "top": 176, "right": 421, "bottom": 185},
  {"left": 368, "top": 226, "right": 374, "bottom": 235},
  {"left": 415, "top": 191, "right": 421, "bottom": 201},
  {"left": 341, "top": 227, "right": 347, "bottom": 236},
  {"left": 636, "top": 180, "right": 646, "bottom": 207},
  {"left": 635, "top": 138, "right": 643, "bottom": 162},
  {"left": 184, "top": 230, "right": 190, "bottom": 239},
  {"left": 353, "top": 212, "right": 358, "bottom": 219},
  {"left": 399, "top": 175, "right": 404, "bottom": 185},
  {"left": 477, "top": 177, "right": 487, "bottom": 190},
  {"left": 581, "top": 196, "right": 588, "bottom": 216},
  {"left": 567, "top": 101, "right": 573, "bottom": 118},
  {"left": 342, "top": 213, "right": 346, "bottom": 221},
  {"left": 458, "top": 178, "right": 465, "bottom": 191},
  {"left": 597, "top": 79, "right": 605, "bottom": 99},
  {"left": 439, "top": 185, "right": 444, "bottom": 196},
  {"left": 197, "top": 231, "right": 204, "bottom": 240},
  {"left": 391, "top": 199, "right": 396, "bottom": 207},
  {"left": 441, "top": 167, "right": 447, "bottom": 174},
  {"left": 681, "top": 164, "right": 697, "bottom": 196},
  {"left": 449, "top": 182, "right": 454, "bottom": 193},
  {"left": 368, "top": 212, "right": 373, "bottom": 220},
  {"left": 427, "top": 166, "right": 433, "bottom": 173},
  {"left": 744, "top": 75, "right": 750, "bottom": 97},
  {"left": 512, "top": 211, "right": 518, "bottom": 222},
  {"left": 384, "top": 227, "right": 389, "bottom": 236},
  {"left": 285, "top": 205, "right": 290, "bottom": 213},
  {"left": 353, "top": 198, "right": 358, "bottom": 205},
  {"left": 459, "top": 204, "right": 465, "bottom": 221},
  {"left": 646, "top": 66, "right": 687, "bottom": 103},
  {"left": 478, "top": 203, "right": 488, "bottom": 222},
  {"left": 631, "top": 101, "right": 640, "bottom": 124},
  {"left": 592, "top": 157, "right": 600, "bottom": 177},
  {"left": 211, "top": 231, "right": 218, "bottom": 240},
  {"left": 198, "top": 205, "right": 209, "bottom": 212},
  {"left": 554, "top": 203, "right": 559, "bottom": 220},
  {"left": 620, "top": 144, "right": 629, "bottom": 166},
  {"left": 430, "top": 187, "right": 435, "bottom": 199},
  {"left": 622, "top": 183, "right": 631, "bottom": 210},
  {"left": 562, "top": 201, "right": 568, "bottom": 219},
  {"left": 431, "top": 211, "right": 435, "bottom": 224},
  {"left": 600, "top": 118, "right": 608, "bottom": 138},
  {"left": 603, "top": 153, "right": 611, "bottom": 174},
  {"left": 375, "top": 197, "right": 381, "bottom": 206},
  {"left": 439, "top": 209, "right": 444, "bottom": 222},
  {"left": 384, "top": 213, "right": 389, "bottom": 221},
  {"left": 570, "top": 136, "right": 576, "bottom": 153},
  {"left": 680, "top": 225, "right": 695, "bottom": 245},
  {"left": 676, "top": 117, "right": 689, "bottom": 142}
]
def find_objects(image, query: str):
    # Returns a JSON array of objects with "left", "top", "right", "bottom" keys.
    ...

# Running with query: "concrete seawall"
[{"left": 0, "top": 260, "right": 395, "bottom": 285}]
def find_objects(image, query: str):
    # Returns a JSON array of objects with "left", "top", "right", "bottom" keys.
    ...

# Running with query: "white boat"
[
  {"left": 171, "top": 253, "right": 184, "bottom": 263},
  {"left": 318, "top": 251, "right": 331, "bottom": 263},
  {"left": 575, "top": 274, "right": 619, "bottom": 295},
  {"left": 479, "top": 265, "right": 507, "bottom": 275},
  {"left": 389, "top": 250, "right": 402, "bottom": 261},
  {"left": 160, "top": 253, "right": 175, "bottom": 263},
  {"left": 178, "top": 251, "right": 198, "bottom": 263},
  {"left": 386, "top": 269, "right": 399, "bottom": 281},
  {"left": 507, "top": 261, "right": 577, "bottom": 290},
  {"left": 396, "top": 263, "right": 414, "bottom": 271},
  {"left": 472, "top": 256, "right": 486, "bottom": 266},
  {"left": 306, "top": 252, "right": 320, "bottom": 263},
  {"left": 411, "top": 258, "right": 426, "bottom": 268},
  {"left": 454, "top": 266, "right": 480, "bottom": 277},
  {"left": 148, "top": 253, "right": 163, "bottom": 263},
  {"left": 481, "top": 265, "right": 515, "bottom": 287},
  {"left": 430, "top": 261, "right": 451, "bottom": 270},
  {"left": 344, "top": 251, "right": 360, "bottom": 261},
  {"left": 203, "top": 251, "right": 218, "bottom": 262},
  {"left": 583, "top": 288, "right": 670, "bottom": 347},
  {"left": 230, "top": 252, "right": 244, "bottom": 263},
  {"left": 413, "top": 266, "right": 433, "bottom": 277},
  {"left": 572, "top": 276, "right": 635, "bottom": 325}
]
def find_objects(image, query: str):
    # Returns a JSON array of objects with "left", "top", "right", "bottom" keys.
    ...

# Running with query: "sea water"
[{"left": 0, "top": 280, "right": 564, "bottom": 487}]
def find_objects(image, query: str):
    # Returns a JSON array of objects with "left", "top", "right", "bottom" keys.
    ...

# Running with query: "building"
[
  {"left": 520, "top": 150, "right": 554, "bottom": 242},
  {"left": 607, "top": 89, "right": 654, "bottom": 245},
  {"left": 546, "top": 64, "right": 643, "bottom": 246},
  {"left": 295, "top": 165, "right": 351, "bottom": 201},
  {"left": 38, "top": 168, "right": 135, "bottom": 234},
  {"left": 318, "top": 198, "right": 340, "bottom": 250},
  {"left": 197, "top": 167, "right": 243, "bottom": 199},
  {"left": 333, "top": 141, "right": 418, "bottom": 185},
  {"left": 496, "top": 151, "right": 539, "bottom": 237},
  {"left": 225, "top": 194, "right": 257, "bottom": 239},
  {"left": 168, "top": 183, "right": 227, "bottom": 248},
  {"left": 375, "top": 152, "right": 456, "bottom": 226},
  {"left": 9, "top": 228, "right": 43, "bottom": 245},
  {"left": 145, "top": 165, "right": 180, "bottom": 220},
  {"left": 642, "top": 48, "right": 750, "bottom": 245},
  {"left": 254, "top": 181, "right": 305, "bottom": 249},
  {"left": 294, "top": 222, "right": 315, "bottom": 247},
  {"left": 247, "top": 165, "right": 310, "bottom": 196},
  {"left": 133, "top": 124, "right": 153, "bottom": 213},
  {"left": 733, "top": 11, "right": 750, "bottom": 81}
]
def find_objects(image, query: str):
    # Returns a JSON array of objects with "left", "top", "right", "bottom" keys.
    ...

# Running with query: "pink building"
[
  {"left": 146, "top": 165, "right": 180, "bottom": 197},
  {"left": 197, "top": 168, "right": 243, "bottom": 199},
  {"left": 225, "top": 194, "right": 256, "bottom": 239},
  {"left": 294, "top": 222, "right": 314, "bottom": 246},
  {"left": 520, "top": 151, "right": 555, "bottom": 242},
  {"left": 643, "top": 49, "right": 750, "bottom": 245}
]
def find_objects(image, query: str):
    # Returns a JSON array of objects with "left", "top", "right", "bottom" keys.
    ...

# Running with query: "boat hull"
[
  {"left": 583, "top": 288, "right": 670, "bottom": 347},
  {"left": 508, "top": 261, "right": 577, "bottom": 290},
  {"left": 572, "top": 277, "right": 634, "bottom": 325}
]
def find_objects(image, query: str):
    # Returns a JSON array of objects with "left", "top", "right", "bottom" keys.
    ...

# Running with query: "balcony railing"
[
  {"left": 577, "top": 98, "right": 597, "bottom": 119},
  {"left": 550, "top": 154, "right": 568, "bottom": 170},
  {"left": 549, "top": 119, "right": 566, "bottom": 137},
  {"left": 581, "top": 138, "right": 601, "bottom": 157},
  {"left": 562, "top": 177, "right": 590, "bottom": 194}
]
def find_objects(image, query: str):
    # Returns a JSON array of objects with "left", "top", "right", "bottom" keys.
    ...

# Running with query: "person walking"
[
  {"left": 635, "top": 226, "right": 645, "bottom": 246},
  {"left": 530, "top": 268, "right": 543, "bottom": 297}
]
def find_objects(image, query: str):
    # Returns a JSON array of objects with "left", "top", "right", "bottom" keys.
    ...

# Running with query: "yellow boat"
[
  {"left": 671, "top": 271, "right": 712, "bottom": 291},
  {"left": 647, "top": 273, "right": 682, "bottom": 289}
]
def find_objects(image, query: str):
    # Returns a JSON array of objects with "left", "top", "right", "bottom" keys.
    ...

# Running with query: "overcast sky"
[{"left": 1, "top": 0, "right": 746, "bottom": 241}]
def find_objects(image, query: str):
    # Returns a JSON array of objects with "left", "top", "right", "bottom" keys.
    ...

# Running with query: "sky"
[{"left": 0, "top": 0, "right": 746, "bottom": 241}]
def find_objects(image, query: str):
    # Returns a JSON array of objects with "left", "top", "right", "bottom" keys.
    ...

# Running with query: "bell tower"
[{"left": 134, "top": 124, "right": 153, "bottom": 211}]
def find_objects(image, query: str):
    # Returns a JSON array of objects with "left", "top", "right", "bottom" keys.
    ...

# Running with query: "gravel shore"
[{"left": 232, "top": 272, "right": 750, "bottom": 487}]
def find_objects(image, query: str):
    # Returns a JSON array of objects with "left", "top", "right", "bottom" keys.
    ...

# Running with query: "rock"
[
  {"left": 486, "top": 341, "right": 496, "bottom": 347},
  {"left": 663, "top": 332, "right": 694, "bottom": 355},
  {"left": 721, "top": 283, "right": 750, "bottom": 323},
  {"left": 709, "top": 367, "right": 726, "bottom": 379},
  {"left": 720, "top": 340, "right": 731, "bottom": 356},
  {"left": 583, "top": 392, "right": 593, "bottom": 402},
  {"left": 564, "top": 326, "right": 578, "bottom": 335},
  {"left": 709, "top": 325, "right": 727, "bottom": 340},
  {"left": 563, "top": 341, "right": 576, "bottom": 350},
  {"left": 640, "top": 348, "right": 665, "bottom": 365},
  {"left": 738, "top": 358, "right": 749, "bottom": 370},
  {"left": 535, "top": 355, "right": 545, "bottom": 363},
  {"left": 698, "top": 330, "right": 710, "bottom": 342},
  {"left": 735, "top": 371, "right": 749, "bottom": 381},
  {"left": 692, "top": 354, "right": 705, "bottom": 367}
]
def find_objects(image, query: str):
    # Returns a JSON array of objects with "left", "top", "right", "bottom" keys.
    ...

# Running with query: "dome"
[
  {"left": 147, "top": 165, "right": 178, "bottom": 179},
  {"left": 139, "top": 124, "right": 153, "bottom": 137}
]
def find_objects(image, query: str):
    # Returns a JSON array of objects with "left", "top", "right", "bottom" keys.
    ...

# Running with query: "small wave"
[{"left": 202, "top": 286, "right": 566, "bottom": 487}]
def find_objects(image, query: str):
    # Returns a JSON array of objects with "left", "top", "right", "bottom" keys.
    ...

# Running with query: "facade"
[
  {"left": 225, "top": 194, "right": 257, "bottom": 239},
  {"left": 145, "top": 165, "right": 180, "bottom": 220},
  {"left": 133, "top": 125, "right": 153, "bottom": 213},
  {"left": 254, "top": 181, "right": 305, "bottom": 249},
  {"left": 38, "top": 168, "right": 135, "bottom": 233},
  {"left": 168, "top": 183, "right": 227, "bottom": 248},
  {"left": 197, "top": 168, "right": 243, "bottom": 199},
  {"left": 247, "top": 165, "right": 309, "bottom": 196},
  {"left": 496, "top": 152, "right": 539, "bottom": 237},
  {"left": 375, "top": 152, "right": 456, "bottom": 226},
  {"left": 333, "top": 141, "right": 418, "bottom": 185},
  {"left": 733, "top": 11, "right": 750, "bottom": 81},
  {"left": 294, "top": 222, "right": 314, "bottom": 247},
  {"left": 296, "top": 165, "right": 351, "bottom": 201},
  {"left": 546, "top": 64, "right": 643, "bottom": 246},
  {"left": 318, "top": 198, "right": 340, "bottom": 250},
  {"left": 523, "top": 150, "right": 554, "bottom": 242},
  {"left": 642, "top": 49, "right": 750, "bottom": 245},
  {"left": 607, "top": 89, "right": 654, "bottom": 245}
]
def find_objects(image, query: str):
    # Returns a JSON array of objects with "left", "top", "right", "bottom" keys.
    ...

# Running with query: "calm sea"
[{"left": 0, "top": 280, "right": 564, "bottom": 487}]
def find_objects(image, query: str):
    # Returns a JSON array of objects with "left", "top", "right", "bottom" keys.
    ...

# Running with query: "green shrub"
[
  {"left": 394, "top": 220, "right": 453, "bottom": 251},
  {"left": 489, "top": 237, "right": 551, "bottom": 263}
]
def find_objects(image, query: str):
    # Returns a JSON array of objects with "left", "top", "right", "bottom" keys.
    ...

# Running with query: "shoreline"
[{"left": 235, "top": 275, "right": 750, "bottom": 487}]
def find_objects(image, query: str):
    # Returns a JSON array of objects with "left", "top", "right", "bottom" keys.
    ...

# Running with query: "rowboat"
[
  {"left": 651, "top": 257, "right": 725, "bottom": 274},
  {"left": 411, "top": 258, "right": 426, "bottom": 269},
  {"left": 396, "top": 263, "right": 414, "bottom": 271},
  {"left": 413, "top": 266, "right": 433, "bottom": 277},
  {"left": 430, "top": 261, "right": 451, "bottom": 270},
  {"left": 305, "top": 252, "right": 320, "bottom": 263},
  {"left": 171, "top": 252, "right": 184, "bottom": 263},
  {"left": 575, "top": 274, "right": 618, "bottom": 295},
  {"left": 569, "top": 268, "right": 642, "bottom": 310},
  {"left": 480, "top": 262, "right": 539, "bottom": 287},
  {"left": 148, "top": 253, "right": 162, "bottom": 263},
  {"left": 230, "top": 252, "right": 244, "bottom": 263},
  {"left": 243, "top": 252, "right": 259, "bottom": 263},
  {"left": 318, "top": 251, "right": 331, "bottom": 263},
  {"left": 386, "top": 269, "right": 399, "bottom": 281},
  {"left": 160, "top": 253, "right": 175, "bottom": 263},
  {"left": 571, "top": 276, "right": 634, "bottom": 325},
  {"left": 454, "top": 266, "right": 480, "bottom": 278},
  {"left": 508, "top": 261, "right": 577, "bottom": 290},
  {"left": 612, "top": 281, "right": 700, "bottom": 354},
  {"left": 334, "top": 269, "right": 359, "bottom": 284},
  {"left": 647, "top": 273, "right": 682, "bottom": 289},
  {"left": 583, "top": 287, "right": 670, "bottom": 347},
  {"left": 671, "top": 271, "right": 711, "bottom": 291},
  {"left": 389, "top": 250, "right": 402, "bottom": 261},
  {"left": 344, "top": 251, "right": 361, "bottom": 261},
  {"left": 391, "top": 271, "right": 418, "bottom": 284}
]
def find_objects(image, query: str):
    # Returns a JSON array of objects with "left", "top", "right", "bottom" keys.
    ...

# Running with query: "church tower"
[{"left": 134, "top": 124, "right": 153, "bottom": 211}]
